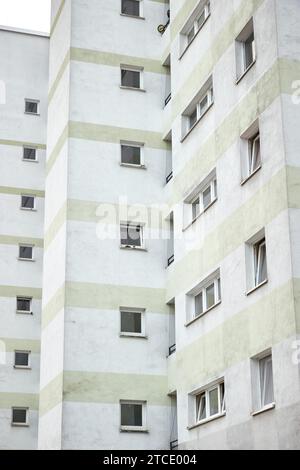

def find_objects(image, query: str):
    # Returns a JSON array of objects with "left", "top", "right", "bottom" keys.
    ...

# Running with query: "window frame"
[
  {"left": 189, "top": 380, "right": 225, "bottom": 428},
  {"left": 188, "top": 87, "right": 213, "bottom": 132},
  {"left": 193, "top": 277, "right": 221, "bottom": 319},
  {"left": 248, "top": 133, "right": 261, "bottom": 176},
  {"left": 120, "top": 308, "right": 146, "bottom": 338},
  {"left": 120, "top": 223, "right": 145, "bottom": 250},
  {"left": 251, "top": 351, "right": 275, "bottom": 415},
  {"left": 120, "top": 400, "right": 147, "bottom": 432},
  {"left": 121, "top": 0, "right": 143, "bottom": 18},
  {"left": 186, "top": 270, "right": 221, "bottom": 325},
  {"left": 24, "top": 99, "right": 40, "bottom": 116},
  {"left": 253, "top": 238, "right": 267, "bottom": 288},
  {"left": 20, "top": 194, "right": 36, "bottom": 211},
  {"left": 11, "top": 407, "right": 29, "bottom": 427},
  {"left": 120, "top": 65, "right": 144, "bottom": 91},
  {"left": 182, "top": 77, "right": 214, "bottom": 140},
  {"left": 180, "top": 1, "right": 211, "bottom": 57},
  {"left": 235, "top": 19, "right": 256, "bottom": 83},
  {"left": 16, "top": 297, "right": 33, "bottom": 315},
  {"left": 18, "top": 244, "right": 34, "bottom": 261},
  {"left": 14, "top": 350, "right": 31, "bottom": 369},
  {"left": 120, "top": 141, "right": 144, "bottom": 168},
  {"left": 23, "top": 147, "right": 38, "bottom": 162}
]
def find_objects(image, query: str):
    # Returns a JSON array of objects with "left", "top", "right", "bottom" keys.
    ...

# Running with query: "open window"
[
  {"left": 245, "top": 229, "right": 268, "bottom": 293},
  {"left": 182, "top": 76, "right": 213, "bottom": 139},
  {"left": 21, "top": 195, "right": 35, "bottom": 210},
  {"left": 241, "top": 120, "right": 261, "bottom": 183},
  {"left": 251, "top": 351, "right": 275, "bottom": 414},
  {"left": 236, "top": 18, "right": 256, "bottom": 81},
  {"left": 189, "top": 380, "right": 225, "bottom": 427}
]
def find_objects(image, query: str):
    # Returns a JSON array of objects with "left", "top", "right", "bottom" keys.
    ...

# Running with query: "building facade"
[{"left": 0, "top": 0, "right": 300, "bottom": 450}]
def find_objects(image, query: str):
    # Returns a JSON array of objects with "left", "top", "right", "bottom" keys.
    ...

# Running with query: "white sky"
[{"left": 0, "top": 0, "right": 51, "bottom": 33}]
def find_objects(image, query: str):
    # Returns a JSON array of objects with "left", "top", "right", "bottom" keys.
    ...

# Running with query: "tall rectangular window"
[
  {"left": 246, "top": 230, "right": 268, "bottom": 293},
  {"left": 120, "top": 401, "right": 146, "bottom": 431},
  {"left": 249, "top": 133, "right": 261, "bottom": 175},
  {"left": 241, "top": 121, "right": 262, "bottom": 182},
  {"left": 236, "top": 19, "right": 256, "bottom": 80},
  {"left": 121, "top": 0, "right": 141, "bottom": 17},
  {"left": 120, "top": 223, "right": 143, "bottom": 249}
]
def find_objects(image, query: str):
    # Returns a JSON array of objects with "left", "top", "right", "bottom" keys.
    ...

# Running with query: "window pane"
[
  {"left": 187, "top": 26, "right": 195, "bottom": 45},
  {"left": 202, "top": 186, "right": 212, "bottom": 209},
  {"left": 260, "top": 356, "right": 274, "bottom": 407},
  {"left": 244, "top": 33, "right": 255, "bottom": 69},
  {"left": 121, "top": 145, "right": 141, "bottom": 165},
  {"left": 120, "top": 225, "right": 142, "bottom": 247},
  {"left": 121, "top": 311, "right": 142, "bottom": 333},
  {"left": 196, "top": 393, "right": 206, "bottom": 421},
  {"left": 209, "top": 387, "right": 219, "bottom": 416},
  {"left": 199, "top": 94, "right": 209, "bottom": 116},
  {"left": 12, "top": 409, "right": 27, "bottom": 424},
  {"left": 19, "top": 246, "right": 33, "bottom": 259},
  {"left": 121, "top": 0, "right": 140, "bottom": 16},
  {"left": 192, "top": 197, "right": 200, "bottom": 220},
  {"left": 21, "top": 196, "right": 34, "bottom": 209},
  {"left": 25, "top": 101, "right": 38, "bottom": 114},
  {"left": 197, "top": 10, "right": 206, "bottom": 29},
  {"left": 121, "top": 69, "right": 140, "bottom": 88},
  {"left": 255, "top": 240, "right": 267, "bottom": 286},
  {"left": 17, "top": 298, "right": 31, "bottom": 312},
  {"left": 121, "top": 403, "right": 143, "bottom": 427},
  {"left": 250, "top": 135, "right": 261, "bottom": 173},
  {"left": 189, "top": 108, "right": 197, "bottom": 129},
  {"left": 206, "top": 283, "right": 215, "bottom": 309},
  {"left": 15, "top": 352, "right": 29, "bottom": 367},
  {"left": 23, "top": 148, "right": 36, "bottom": 160},
  {"left": 195, "top": 292, "right": 203, "bottom": 317}
]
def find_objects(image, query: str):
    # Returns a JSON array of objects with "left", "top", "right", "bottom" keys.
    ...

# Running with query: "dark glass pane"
[
  {"left": 121, "top": 145, "right": 141, "bottom": 165},
  {"left": 21, "top": 196, "right": 34, "bottom": 209},
  {"left": 17, "top": 298, "right": 31, "bottom": 312},
  {"left": 23, "top": 148, "right": 36, "bottom": 160},
  {"left": 15, "top": 352, "right": 29, "bottom": 366},
  {"left": 19, "top": 246, "right": 33, "bottom": 259},
  {"left": 25, "top": 101, "right": 38, "bottom": 114},
  {"left": 13, "top": 409, "right": 27, "bottom": 424},
  {"left": 121, "top": 69, "right": 140, "bottom": 88},
  {"left": 121, "top": 403, "right": 143, "bottom": 426},
  {"left": 121, "top": 311, "right": 142, "bottom": 333},
  {"left": 122, "top": 0, "right": 140, "bottom": 16}
]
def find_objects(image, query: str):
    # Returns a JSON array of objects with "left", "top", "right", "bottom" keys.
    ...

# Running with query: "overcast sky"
[{"left": 0, "top": 0, "right": 51, "bottom": 33}]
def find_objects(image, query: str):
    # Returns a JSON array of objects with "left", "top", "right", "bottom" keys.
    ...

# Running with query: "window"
[
  {"left": 180, "top": 1, "right": 211, "bottom": 55},
  {"left": 21, "top": 195, "right": 35, "bottom": 210},
  {"left": 186, "top": 271, "right": 221, "bottom": 323},
  {"left": 121, "top": 143, "right": 143, "bottom": 166},
  {"left": 120, "top": 223, "right": 143, "bottom": 249},
  {"left": 120, "top": 309, "right": 145, "bottom": 336},
  {"left": 182, "top": 77, "right": 213, "bottom": 138},
  {"left": 121, "top": 66, "right": 143, "bottom": 89},
  {"left": 120, "top": 401, "right": 146, "bottom": 431},
  {"left": 184, "top": 170, "right": 217, "bottom": 228},
  {"left": 241, "top": 122, "right": 262, "bottom": 182},
  {"left": 236, "top": 19, "right": 256, "bottom": 81},
  {"left": 251, "top": 352, "right": 275, "bottom": 413},
  {"left": 245, "top": 230, "right": 268, "bottom": 293},
  {"left": 14, "top": 351, "right": 30, "bottom": 369},
  {"left": 18, "top": 245, "right": 34, "bottom": 261},
  {"left": 248, "top": 133, "right": 261, "bottom": 175},
  {"left": 16, "top": 297, "right": 32, "bottom": 314},
  {"left": 12, "top": 407, "right": 29, "bottom": 426},
  {"left": 193, "top": 381, "right": 225, "bottom": 425},
  {"left": 25, "top": 99, "right": 39, "bottom": 115},
  {"left": 121, "top": 0, "right": 141, "bottom": 17},
  {"left": 23, "top": 147, "right": 37, "bottom": 162}
]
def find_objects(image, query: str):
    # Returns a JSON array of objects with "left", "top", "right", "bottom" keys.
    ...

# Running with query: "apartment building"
[{"left": 0, "top": 0, "right": 300, "bottom": 450}]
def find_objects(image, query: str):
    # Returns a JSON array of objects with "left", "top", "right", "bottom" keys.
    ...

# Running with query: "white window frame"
[
  {"left": 16, "top": 297, "right": 32, "bottom": 315},
  {"left": 240, "top": 120, "right": 261, "bottom": 183},
  {"left": 11, "top": 407, "right": 29, "bottom": 427},
  {"left": 254, "top": 238, "right": 267, "bottom": 288},
  {"left": 20, "top": 194, "right": 36, "bottom": 211},
  {"left": 121, "top": 0, "right": 143, "bottom": 18},
  {"left": 248, "top": 133, "right": 261, "bottom": 175},
  {"left": 24, "top": 99, "right": 40, "bottom": 115},
  {"left": 120, "top": 223, "right": 144, "bottom": 250},
  {"left": 187, "top": 177, "right": 217, "bottom": 226},
  {"left": 120, "top": 65, "right": 144, "bottom": 90},
  {"left": 190, "top": 380, "right": 225, "bottom": 427},
  {"left": 120, "top": 400, "right": 147, "bottom": 432},
  {"left": 14, "top": 350, "right": 31, "bottom": 369},
  {"left": 236, "top": 19, "right": 256, "bottom": 81},
  {"left": 186, "top": 270, "right": 221, "bottom": 324},
  {"left": 245, "top": 229, "right": 268, "bottom": 294},
  {"left": 180, "top": 1, "right": 211, "bottom": 56},
  {"left": 23, "top": 146, "right": 38, "bottom": 162},
  {"left": 120, "top": 141, "right": 144, "bottom": 168},
  {"left": 120, "top": 308, "right": 146, "bottom": 338},
  {"left": 251, "top": 351, "right": 275, "bottom": 414},
  {"left": 182, "top": 77, "right": 214, "bottom": 139},
  {"left": 188, "top": 87, "right": 213, "bottom": 131},
  {"left": 193, "top": 277, "right": 221, "bottom": 319},
  {"left": 18, "top": 244, "right": 34, "bottom": 261}
]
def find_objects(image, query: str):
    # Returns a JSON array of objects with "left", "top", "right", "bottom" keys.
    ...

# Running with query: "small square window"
[
  {"left": 120, "top": 310, "right": 144, "bottom": 336},
  {"left": 121, "top": 144, "right": 142, "bottom": 166},
  {"left": 120, "top": 223, "right": 143, "bottom": 248},
  {"left": 19, "top": 245, "right": 34, "bottom": 260},
  {"left": 21, "top": 195, "right": 35, "bottom": 210},
  {"left": 25, "top": 100, "right": 39, "bottom": 115},
  {"left": 12, "top": 407, "right": 29, "bottom": 426},
  {"left": 120, "top": 401, "right": 146, "bottom": 430},
  {"left": 23, "top": 147, "right": 37, "bottom": 161},
  {"left": 16, "top": 297, "right": 32, "bottom": 314},
  {"left": 121, "top": 0, "right": 141, "bottom": 17},
  {"left": 14, "top": 351, "right": 30, "bottom": 368},
  {"left": 121, "top": 67, "right": 142, "bottom": 89}
]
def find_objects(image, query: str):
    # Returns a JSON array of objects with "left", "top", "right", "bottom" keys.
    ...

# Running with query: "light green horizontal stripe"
[
  {"left": 0, "top": 392, "right": 39, "bottom": 410},
  {"left": 39, "top": 373, "right": 63, "bottom": 417},
  {"left": 0, "top": 138, "right": 46, "bottom": 150},
  {"left": 44, "top": 202, "right": 67, "bottom": 250},
  {"left": 0, "top": 186, "right": 45, "bottom": 198},
  {"left": 63, "top": 371, "right": 169, "bottom": 406},
  {"left": 1, "top": 338, "right": 40, "bottom": 354},
  {"left": 167, "top": 166, "right": 292, "bottom": 299},
  {"left": 42, "top": 282, "right": 168, "bottom": 330},
  {"left": 168, "top": 280, "right": 297, "bottom": 393},
  {"left": 170, "top": 58, "right": 299, "bottom": 206},
  {"left": 50, "top": 0, "right": 65, "bottom": 36},
  {"left": 48, "top": 50, "right": 70, "bottom": 103},
  {"left": 0, "top": 235, "right": 43, "bottom": 248},
  {"left": 0, "top": 285, "right": 42, "bottom": 299}
]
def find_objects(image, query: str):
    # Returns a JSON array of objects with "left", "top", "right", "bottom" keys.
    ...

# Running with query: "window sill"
[
  {"left": 241, "top": 165, "right": 262, "bottom": 186},
  {"left": 246, "top": 279, "right": 268, "bottom": 296},
  {"left": 181, "top": 103, "right": 214, "bottom": 143},
  {"left": 179, "top": 14, "right": 211, "bottom": 61},
  {"left": 119, "top": 333, "right": 148, "bottom": 340},
  {"left": 236, "top": 60, "right": 256, "bottom": 85},
  {"left": 16, "top": 311, "right": 33, "bottom": 315},
  {"left": 183, "top": 199, "right": 218, "bottom": 232},
  {"left": 120, "top": 13, "right": 145, "bottom": 20},
  {"left": 11, "top": 423, "right": 29, "bottom": 427},
  {"left": 120, "top": 245, "right": 147, "bottom": 252},
  {"left": 17, "top": 258, "right": 35, "bottom": 262},
  {"left": 120, "top": 86, "right": 146, "bottom": 93},
  {"left": 120, "top": 426, "right": 148, "bottom": 433},
  {"left": 24, "top": 112, "right": 40, "bottom": 116},
  {"left": 120, "top": 163, "right": 146, "bottom": 170},
  {"left": 20, "top": 208, "right": 37, "bottom": 212},
  {"left": 187, "top": 412, "right": 226, "bottom": 430},
  {"left": 185, "top": 301, "right": 222, "bottom": 327},
  {"left": 251, "top": 403, "right": 276, "bottom": 417},
  {"left": 14, "top": 366, "right": 31, "bottom": 370},
  {"left": 22, "top": 159, "right": 38, "bottom": 163}
]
